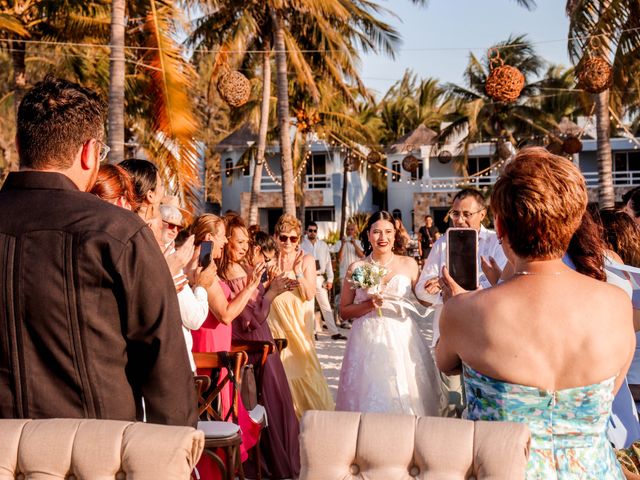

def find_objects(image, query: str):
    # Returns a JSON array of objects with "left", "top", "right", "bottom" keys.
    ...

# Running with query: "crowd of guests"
[{"left": 5, "top": 78, "right": 640, "bottom": 480}]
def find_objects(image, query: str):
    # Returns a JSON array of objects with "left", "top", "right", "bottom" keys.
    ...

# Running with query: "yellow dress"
[{"left": 268, "top": 289, "right": 335, "bottom": 417}]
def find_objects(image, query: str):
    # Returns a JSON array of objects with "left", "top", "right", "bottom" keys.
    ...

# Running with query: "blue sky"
[{"left": 359, "top": 0, "right": 570, "bottom": 96}]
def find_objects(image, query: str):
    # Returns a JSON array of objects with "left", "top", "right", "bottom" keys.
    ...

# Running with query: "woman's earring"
[{"left": 497, "top": 236, "right": 503, "bottom": 245}]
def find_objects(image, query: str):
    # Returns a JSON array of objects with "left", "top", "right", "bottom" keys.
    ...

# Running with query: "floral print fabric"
[{"left": 464, "top": 364, "right": 624, "bottom": 479}]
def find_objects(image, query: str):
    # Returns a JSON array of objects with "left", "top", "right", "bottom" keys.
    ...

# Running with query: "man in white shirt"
[
  {"left": 415, "top": 188, "right": 506, "bottom": 416},
  {"left": 301, "top": 222, "right": 347, "bottom": 341}
]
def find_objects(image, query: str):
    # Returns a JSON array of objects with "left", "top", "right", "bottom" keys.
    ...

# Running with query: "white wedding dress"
[{"left": 335, "top": 274, "right": 444, "bottom": 416}]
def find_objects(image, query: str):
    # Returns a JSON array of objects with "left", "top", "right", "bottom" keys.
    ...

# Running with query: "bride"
[{"left": 336, "top": 211, "right": 444, "bottom": 415}]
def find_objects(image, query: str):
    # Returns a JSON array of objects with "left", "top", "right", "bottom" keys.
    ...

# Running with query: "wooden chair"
[
  {"left": 193, "top": 351, "right": 248, "bottom": 480},
  {"left": 274, "top": 337, "right": 288, "bottom": 353},
  {"left": 229, "top": 340, "right": 277, "bottom": 480}
]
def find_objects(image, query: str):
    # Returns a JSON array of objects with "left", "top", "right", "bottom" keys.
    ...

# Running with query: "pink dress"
[{"left": 191, "top": 280, "right": 260, "bottom": 479}]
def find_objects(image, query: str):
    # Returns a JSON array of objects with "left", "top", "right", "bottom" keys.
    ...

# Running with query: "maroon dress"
[{"left": 226, "top": 276, "right": 301, "bottom": 480}]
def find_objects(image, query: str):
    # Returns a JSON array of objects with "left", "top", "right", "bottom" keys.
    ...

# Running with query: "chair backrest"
[
  {"left": 299, "top": 411, "right": 531, "bottom": 480},
  {"left": 0, "top": 418, "right": 203, "bottom": 480},
  {"left": 231, "top": 339, "right": 275, "bottom": 393},
  {"left": 194, "top": 351, "right": 248, "bottom": 421}
]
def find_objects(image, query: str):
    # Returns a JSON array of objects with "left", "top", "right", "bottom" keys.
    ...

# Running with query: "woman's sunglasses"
[{"left": 279, "top": 235, "right": 298, "bottom": 243}]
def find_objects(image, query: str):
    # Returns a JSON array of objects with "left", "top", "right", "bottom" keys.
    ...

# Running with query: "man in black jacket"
[{"left": 0, "top": 78, "right": 197, "bottom": 426}]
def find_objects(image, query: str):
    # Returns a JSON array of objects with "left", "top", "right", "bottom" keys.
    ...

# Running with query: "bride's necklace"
[{"left": 369, "top": 254, "right": 394, "bottom": 268}]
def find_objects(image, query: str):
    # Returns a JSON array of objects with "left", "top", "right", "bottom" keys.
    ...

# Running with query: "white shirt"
[
  {"left": 415, "top": 225, "right": 507, "bottom": 346},
  {"left": 300, "top": 237, "right": 334, "bottom": 282},
  {"left": 333, "top": 238, "right": 363, "bottom": 279},
  {"left": 177, "top": 284, "right": 208, "bottom": 371}
]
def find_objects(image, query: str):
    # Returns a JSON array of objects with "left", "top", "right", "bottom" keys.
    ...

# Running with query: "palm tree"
[
  {"left": 566, "top": 0, "right": 640, "bottom": 208},
  {"left": 108, "top": 0, "right": 126, "bottom": 163},
  {"left": 438, "top": 35, "right": 553, "bottom": 175}
]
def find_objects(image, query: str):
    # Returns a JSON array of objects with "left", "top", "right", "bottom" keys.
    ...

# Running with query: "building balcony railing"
[
  {"left": 260, "top": 174, "right": 332, "bottom": 192},
  {"left": 403, "top": 170, "right": 640, "bottom": 193}
]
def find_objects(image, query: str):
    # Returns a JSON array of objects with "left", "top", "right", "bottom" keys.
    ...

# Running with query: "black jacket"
[{"left": 0, "top": 171, "right": 197, "bottom": 426}]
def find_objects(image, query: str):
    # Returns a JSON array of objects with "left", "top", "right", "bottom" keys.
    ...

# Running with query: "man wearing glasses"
[
  {"left": 300, "top": 222, "right": 347, "bottom": 341},
  {"left": 415, "top": 188, "right": 506, "bottom": 416},
  {"left": 0, "top": 78, "right": 196, "bottom": 426}
]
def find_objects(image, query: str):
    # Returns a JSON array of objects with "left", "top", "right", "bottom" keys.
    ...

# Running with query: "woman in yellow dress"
[{"left": 268, "top": 214, "right": 334, "bottom": 417}]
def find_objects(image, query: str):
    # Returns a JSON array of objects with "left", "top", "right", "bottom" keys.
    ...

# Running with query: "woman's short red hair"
[
  {"left": 491, "top": 147, "right": 588, "bottom": 259},
  {"left": 91, "top": 164, "right": 139, "bottom": 211}
]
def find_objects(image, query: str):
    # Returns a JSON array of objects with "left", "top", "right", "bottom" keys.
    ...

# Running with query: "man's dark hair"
[
  {"left": 453, "top": 188, "right": 485, "bottom": 206},
  {"left": 17, "top": 77, "right": 106, "bottom": 170},
  {"left": 119, "top": 158, "right": 159, "bottom": 207},
  {"left": 306, "top": 221, "right": 318, "bottom": 230}
]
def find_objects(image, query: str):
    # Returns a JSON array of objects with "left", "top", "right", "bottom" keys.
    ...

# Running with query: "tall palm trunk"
[
  {"left": 108, "top": 0, "right": 126, "bottom": 164},
  {"left": 249, "top": 44, "right": 271, "bottom": 226},
  {"left": 9, "top": 39, "right": 26, "bottom": 171},
  {"left": 340, "top": 163, "right": 349, "bottom": 236},
  {"left": 273, "top": 12, "right": 295, "bottom": 216},
  {"left": 595, "top": 89, "right": 614, "bottom": 208}
]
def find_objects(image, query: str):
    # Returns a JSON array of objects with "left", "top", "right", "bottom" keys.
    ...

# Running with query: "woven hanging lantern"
[
  {"left": 217, "top": 70, "right": 251, "bottom": 107},
  {"left": 401, "top": 154, "right": 419, "bottom": 173},
  {"left": 546, "top": 137, "right": 564, "bottom": 156},
  {"left": 367, "top": 150, "right": 383, "bottom": 164},
  {"left": 437, "top": 150, "right": 452, "bottom": 164},
  {"left": 562, "top": 135, "right": 583, "bottom": 155},
  {"left": 577, "top": 56, "right": 612, "bottom": 94},
  {"left": 485, "top": 49, "right": 525, "bottom": 103}
]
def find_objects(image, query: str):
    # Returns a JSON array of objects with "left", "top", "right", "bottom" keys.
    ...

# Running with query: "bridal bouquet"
[{"left": 350, "top": 263, "right": 387, "bottom": 316}]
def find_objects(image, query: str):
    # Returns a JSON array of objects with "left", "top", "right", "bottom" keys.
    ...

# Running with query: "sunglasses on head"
[{"left": 279, "top": 235, "right": 298, "bottom": 243}]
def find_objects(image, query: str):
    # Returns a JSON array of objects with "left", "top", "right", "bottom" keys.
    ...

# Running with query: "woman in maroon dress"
[{"left": 218, "top": 216, "right": 301, "bottom": 479}]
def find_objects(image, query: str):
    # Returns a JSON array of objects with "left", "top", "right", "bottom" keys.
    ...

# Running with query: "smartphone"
[
  {"left": 261, "top": 269, "right": 269, "bottom": 283},
  {"left": 446, "top": 228, "right": 478, "bottom": 291},
  {"left": 198, "top": 240, "right": 213, "bottom": 268}
]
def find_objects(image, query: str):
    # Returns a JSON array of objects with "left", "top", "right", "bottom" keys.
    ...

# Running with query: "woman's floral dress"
[{"left": 464, "top": 364, "right": 624, "bottom": 479}]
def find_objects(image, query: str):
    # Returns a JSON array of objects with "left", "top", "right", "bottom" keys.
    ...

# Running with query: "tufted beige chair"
[
  {"left": 299, "top": 411, "right": 531, "bottom": 480},
  {"left": 0, "top": 419, "right": 203, "bottom": 480}
]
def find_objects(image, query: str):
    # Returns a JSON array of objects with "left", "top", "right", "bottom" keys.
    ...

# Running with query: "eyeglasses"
[
  {"left": 162, "top": 220, "right": 182, "bottom": 231},
  {"left": 279, "top": 235, "right": 299, "bottom": 243},
  {"left": 96, "top": 140, "right": 111, "bottom": 163},
  {"left": 448, "top": 208, "right": 485, "bottom": 220}
]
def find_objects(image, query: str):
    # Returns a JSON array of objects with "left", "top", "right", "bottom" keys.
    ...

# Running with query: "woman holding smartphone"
[
  {"left": 436, "top": 148, "right": 632, "bottom": 478},
  {"left": 267, "top": 214, "right": 334, "bottom": 417}
]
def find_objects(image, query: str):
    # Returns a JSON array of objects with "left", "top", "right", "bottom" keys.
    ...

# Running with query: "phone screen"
[
  {"left": 261, "top": 269, "right": 269, "bottom": 283},
  {"left": 447, "top": 229, "right": 478, "bottom": 290},
  {"left": 199, "top": 241, "right": 213, "bottom": 268}
]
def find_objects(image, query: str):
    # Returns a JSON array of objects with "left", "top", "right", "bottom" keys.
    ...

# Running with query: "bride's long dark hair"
[{"left": 359, "top": 210, "right": 396, "bottom": 256}]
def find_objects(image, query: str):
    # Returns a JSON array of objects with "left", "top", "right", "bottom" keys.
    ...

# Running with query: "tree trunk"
[
  {"left": 340, "top": 161, "right": 349, "bottom": 236},
  {"left": 108, "top": 0, "right": 126, "bottom": 164},
  {"left": 9, "top": 40, "right": 26, "bottom": 171},
  {"left": 249, "top": 45, "right": 271, "bottom": 226},
  {"left": 272, "top": 12, "right": 295, "bottom": 216},
  {"left": 595, "top": 89, "right": 614, "bottom": 208}
]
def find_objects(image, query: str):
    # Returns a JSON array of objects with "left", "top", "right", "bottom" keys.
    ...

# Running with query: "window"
[
  {"left": 306, "top": 153, "right": 328, "bottom": 175},
  {"left": 242, "top": 157, "right": 250, "bottom": 176},
  {"left": 467, "top": 156, "right": 491, "bottom": 176},
  {"left": 392, "top": 209, "right": 402, "bottom": 220},
  {"left": 614, "top": 151, "right": 640, "bottom": 171},
  {"left": 410, "top": 159, "right": 423, "bottom": 181},
  {"left": 224, "top": 157, "right": 233, "bottom": 177},
  {"left": 305, "top": 207, "right": 335, "bottom": 223},
  {"left": 391, "top": 161, "right": 401, "bottom": 182}
]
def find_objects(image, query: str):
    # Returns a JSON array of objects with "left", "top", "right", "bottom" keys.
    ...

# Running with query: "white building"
[
  {"left": 386, "top": 124, "right": 640, "bottom": 233},
  {"left": 219, "top": 124, "right": 375, "bottom": 235}
]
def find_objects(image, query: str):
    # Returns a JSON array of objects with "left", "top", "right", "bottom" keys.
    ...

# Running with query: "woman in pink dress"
[{"left": 190, "top": 213, "right": 266, "bottom": 479}]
